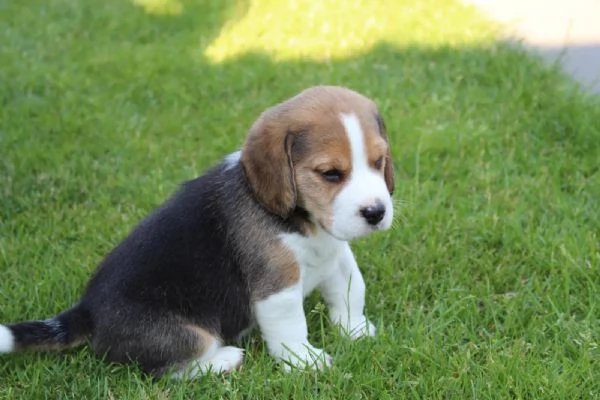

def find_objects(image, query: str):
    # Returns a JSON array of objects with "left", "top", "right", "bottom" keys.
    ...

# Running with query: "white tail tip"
[{"left": 0, "top": 325, "right": 14, "bottom": 353}]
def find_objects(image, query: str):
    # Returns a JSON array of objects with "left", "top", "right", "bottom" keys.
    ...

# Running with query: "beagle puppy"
[{"left": 0, "top": 85, "right": 394, "bottom": 379}]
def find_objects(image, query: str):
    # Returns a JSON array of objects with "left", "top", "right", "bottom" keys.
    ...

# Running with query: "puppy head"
[{"left": 241, "top": 86, "right": 394, "bottom": 241}]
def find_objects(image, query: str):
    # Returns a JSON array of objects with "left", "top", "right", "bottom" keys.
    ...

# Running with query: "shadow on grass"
[
  {"left": 1, "top": 0, "right": 598, "bottom": 304},
  {"left": 1, "top": 0, "right": 599, "bottom": 303}
]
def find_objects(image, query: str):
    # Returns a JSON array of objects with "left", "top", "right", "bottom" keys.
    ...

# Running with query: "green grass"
[{"left": 1, "top": 0, "right": 599, "bottom": 398}]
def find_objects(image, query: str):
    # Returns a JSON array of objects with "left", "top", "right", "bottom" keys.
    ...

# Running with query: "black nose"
[{"left": 360, "top": 203, "right": 386, "bottom": 225}]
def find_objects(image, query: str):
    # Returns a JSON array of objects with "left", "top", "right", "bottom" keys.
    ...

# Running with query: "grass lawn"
[{"left": 1, "top": 0, "right": 600, "bottom": 398}]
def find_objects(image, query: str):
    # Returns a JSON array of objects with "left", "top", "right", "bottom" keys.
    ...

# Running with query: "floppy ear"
[
  {"left": 376, "top": 111, "right": 395, "bottom": 195},
  {"left": 241, "top": 112, "right": 297, "bottom": 218}
]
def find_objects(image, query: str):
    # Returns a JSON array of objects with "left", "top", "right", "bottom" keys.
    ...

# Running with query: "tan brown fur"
[
  {"left": 263, "top": 242, "right": 301, "bottom": 292},
  {"left": 228, "top": 195, "right": 304, "bottom": 300},
  {"left": 14, "top": 336, "right": 88, "bottom": 352},
  {"left": 185, "top": 325, "right": 216, "bottom": 356}
]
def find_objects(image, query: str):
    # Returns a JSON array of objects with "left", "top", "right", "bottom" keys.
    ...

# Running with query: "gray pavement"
[{"left": 464, "top": 0, "right": 600, "bottom": 94}]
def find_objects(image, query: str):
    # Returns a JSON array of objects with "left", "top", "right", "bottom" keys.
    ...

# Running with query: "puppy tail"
[{"left": 0, "top": 304, "right": 93, "bottom": 353}]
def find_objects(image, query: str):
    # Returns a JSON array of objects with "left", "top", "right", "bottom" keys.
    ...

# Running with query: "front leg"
[
  {"left": 254, "top": 284, "right": 332, "bottom": 370},
  {"left": 319, "top": 243, "right": 376, "bottom": 339}
]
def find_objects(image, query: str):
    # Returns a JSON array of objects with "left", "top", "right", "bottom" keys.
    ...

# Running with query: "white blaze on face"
[{"left": 330, "top": 113, "right": 393, "bottom": 240}]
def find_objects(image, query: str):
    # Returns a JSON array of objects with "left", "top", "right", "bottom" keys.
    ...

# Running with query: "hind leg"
[
  {"left": 91, "top": 308, "right": 243, "bottom": 379},
  {"left": 170, "top": 340, "right": 244, "bottom": 380}
]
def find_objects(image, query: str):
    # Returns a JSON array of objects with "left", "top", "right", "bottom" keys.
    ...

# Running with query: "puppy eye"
[
  {"left": 374, "top": 157, "right": 384, "bottom": 170},
  {"left": 320, "top": 169, "right": 344, "bottom": 183}
]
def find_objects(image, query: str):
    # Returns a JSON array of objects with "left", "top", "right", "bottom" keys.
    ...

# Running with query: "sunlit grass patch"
[
  {"left": 132, "top": 0, "right": 183, "bottom": 15},
  {"left": 204, "top": 0, "right": 497, "bottom": 62}
]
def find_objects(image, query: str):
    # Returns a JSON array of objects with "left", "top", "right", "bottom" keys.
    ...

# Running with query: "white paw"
[
  {"left": 276, "top": 343, "right": 333, "bottom": 371},
  {"left": 173, "top": 346, "right": 244, "bottom": 379},
  {"left": 208, "top": 346, "right": 245, "bottom": 373}
]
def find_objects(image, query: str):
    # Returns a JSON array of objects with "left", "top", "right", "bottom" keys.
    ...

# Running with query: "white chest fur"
[
  {"left": 255, "top": 226, "right": 374, "bottom": 370},
  {"left": 279, "top": 228, "right": 346, "bottom": 297}
]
